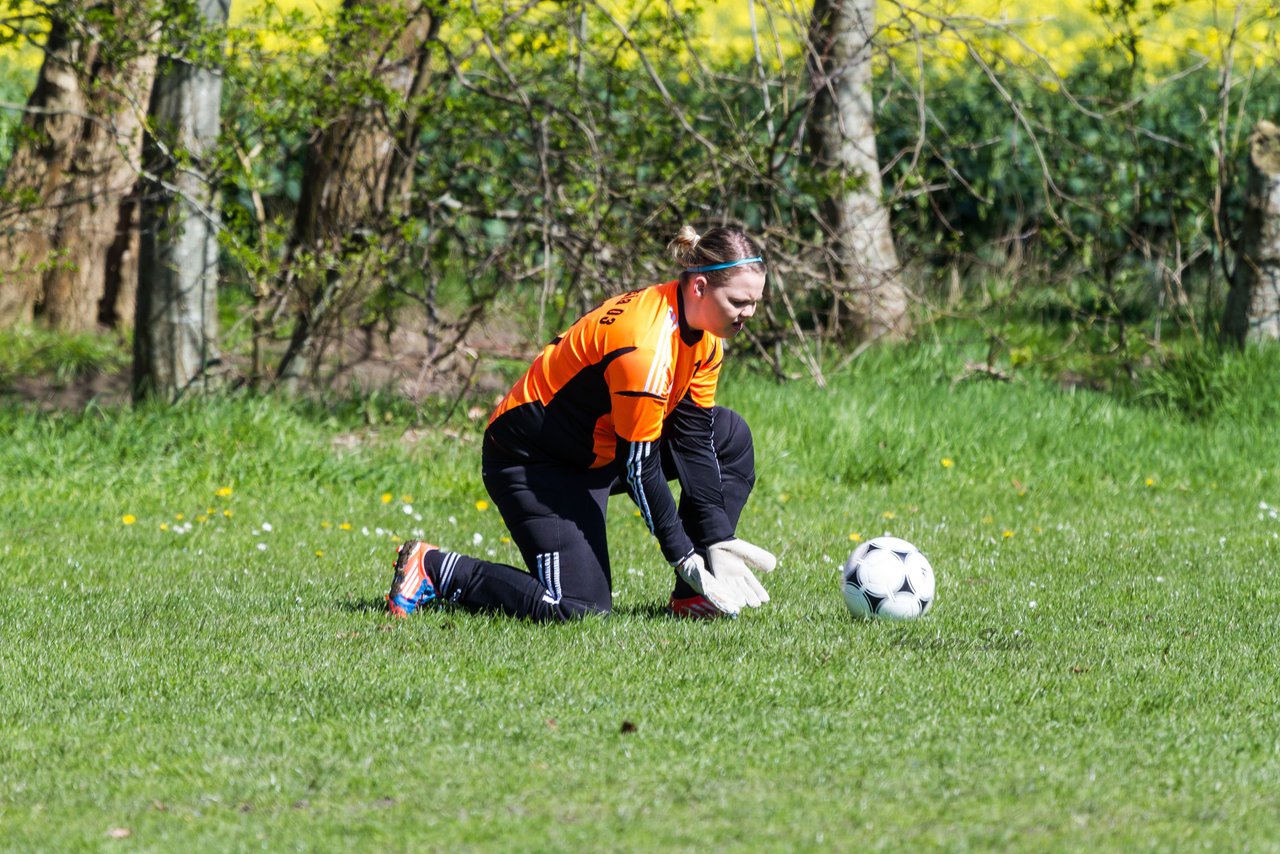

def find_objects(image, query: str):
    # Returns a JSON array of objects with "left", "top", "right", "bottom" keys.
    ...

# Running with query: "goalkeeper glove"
[{"left": 674, "top": 538, "right": 777, "bottom": 616}]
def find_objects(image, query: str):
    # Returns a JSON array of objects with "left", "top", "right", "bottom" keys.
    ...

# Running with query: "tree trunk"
[
  {"left": 806, "top": 0, "right": 910, "bottom": 342},
  {"left": 275, "top": 0, "right": 438, "bottom": 387},
  {"left": 1221, "top": 120, "right": 1280, "bottom": 346},
  {"left": 133, "top": 0, "right": 225, "bottom": 402},
  {"left": 0, "top": 18, "right": 87, "bottom": 327},
  {"left": 0, "top": 7, "right": 157, "bottom": 332}
]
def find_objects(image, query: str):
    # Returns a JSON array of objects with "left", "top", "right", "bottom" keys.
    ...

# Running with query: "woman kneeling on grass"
[{"left": 386, "top": 224, "right": 778, "bottom": 621}]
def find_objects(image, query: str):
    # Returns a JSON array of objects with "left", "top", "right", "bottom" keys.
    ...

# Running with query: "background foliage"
[{"left": 1, "top": 0, "right": 1278, "bottom": 393}]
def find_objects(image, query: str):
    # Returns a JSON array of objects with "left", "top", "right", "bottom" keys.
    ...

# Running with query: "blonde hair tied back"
[
  {"left": 666, "top": 225, "right": 702, "bottom": 268},
  {"left": 667, "top": 224, "right": 765, "bottom": 284}
]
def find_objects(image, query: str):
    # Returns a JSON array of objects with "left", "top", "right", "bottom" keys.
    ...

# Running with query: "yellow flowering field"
[
  {"left": 3, "top": 0, "right": 1271, "bottom": 76},
  {"left": 703, "top": 0, "right": 1275, "bottom": 76}
]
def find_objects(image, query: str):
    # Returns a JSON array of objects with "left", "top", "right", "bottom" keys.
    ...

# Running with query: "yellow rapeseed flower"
[{"left": 122, "top": 514, "right": 137, "bottom": 525}]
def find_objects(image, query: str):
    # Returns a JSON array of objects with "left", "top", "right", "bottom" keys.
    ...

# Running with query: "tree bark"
[
  {"left": 1221, "top": 120, "right": 1280, "bottom": 346},
  {"left": 275, "top": 0, "right": 438, "bottom": 387},
  {"left": 133, "top": 0, "right": 225, "bottom": 401},
  {"left": 0, "top": 6, "right": 156, "bottom": 332},
  {"left": 806, "top": 0, "right": 910, "bottom": 342},
  {"left": 0, "top": 18, "right": 88, "bottom": 327}
]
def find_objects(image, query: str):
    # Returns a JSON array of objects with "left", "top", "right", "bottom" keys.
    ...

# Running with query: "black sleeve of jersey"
[
  {"left": 616, "top": 435, "right": 695, "bottom": 565},
  {"left": 664, "top": 395, "right": 735, "bottom": 545}
]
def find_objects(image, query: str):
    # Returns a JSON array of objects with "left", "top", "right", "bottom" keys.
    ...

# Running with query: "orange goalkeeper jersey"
[{"left": 487, "top": 280, "right": 723, "bottom": 470}]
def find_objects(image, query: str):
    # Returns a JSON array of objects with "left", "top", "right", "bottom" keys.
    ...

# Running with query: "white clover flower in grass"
[
  {"left": 402, "top": 504, "right": 414, "bottom": 515},
  {"left": 261, "top": 522, "right": 273, "bottom": 532},
  {"left": 256, "top": 543, "right": 268, "bottom": 551},
  {"left": 472, "top": 532, "right": 484, "bottom": 546}
]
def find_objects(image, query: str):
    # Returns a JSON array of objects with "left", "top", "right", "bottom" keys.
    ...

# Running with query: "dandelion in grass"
[
  {"left": 339, "top": 522, "right": 352, "bottom": 531},
  {"left": 175, "top": 513, "right": 185, "bottom": 521},
  {"left": 1145, "top": 477, "right": 1156, "bottom": 487},
  {"left": 848, "top": 532, "right": 862, "bottom": 542},
  {"left": 159, "top": 523, "right": 169, "bottom": 532},
  {"left": 122, "top": 514, "right": 137, "bottom": 525},
  {"left": 941, "top": 457, "right": 954, "bottom": 468},
  {"left": 223, "top": 509, "right": 233, "bottom": 518},
  {"left": 315, "top": 550, "right": 324, "bottom": 558},
  {"left": 882, "top": 511, "right": 896, "bottom": 520},
  {"left": 381, "top": 492, "right": 393, "bottom": 504},
  {"left": 1003, "top": 529, "right": 1015, "bottom": 539},
  {"left": 216, "top": 486, "right": 233, "bottom": 497},
  {"left": 476, "top": 500, "right": 490, "bottom": 511},
  {"left": 321, "top": 521, "right": 332, "bottom": 529}
]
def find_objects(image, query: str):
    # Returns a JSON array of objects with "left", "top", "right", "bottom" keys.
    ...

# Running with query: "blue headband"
[{"left": 684, "top": 256, "right": 764, "bottom": 274}]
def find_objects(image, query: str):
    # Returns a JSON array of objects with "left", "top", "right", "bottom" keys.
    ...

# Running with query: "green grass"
[
  {"left": 0, "top": 326, "right": 129, "bottom": 388},
  {"left": 3, "top": 338, "right": 1280, "bottom": 852}
]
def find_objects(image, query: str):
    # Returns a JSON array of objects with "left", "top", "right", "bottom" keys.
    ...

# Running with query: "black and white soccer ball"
[{"left": 841, "top": 536, "right": 936, "bottom": 620}]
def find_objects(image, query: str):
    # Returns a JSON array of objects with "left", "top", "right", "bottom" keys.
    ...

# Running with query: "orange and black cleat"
[
  {"left": 386, "top": 540, "right": 440, "bottom": 617},
  {"left": 668, "top": 593, "right": 727, "bottom": 619}
]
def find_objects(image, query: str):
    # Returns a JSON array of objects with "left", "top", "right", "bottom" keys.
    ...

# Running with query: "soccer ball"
[{"left": 841, "top": 536, "right": 936, "bottom": 620}]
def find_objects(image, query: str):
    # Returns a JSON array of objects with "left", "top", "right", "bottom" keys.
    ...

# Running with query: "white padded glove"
[{"left": 674, "top": 539, "right": 777, "bottom": 615}]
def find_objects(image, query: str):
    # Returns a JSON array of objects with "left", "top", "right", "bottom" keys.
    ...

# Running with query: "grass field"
[{"left": 2, "top": 337, "right": 1280, "bottom": 851}]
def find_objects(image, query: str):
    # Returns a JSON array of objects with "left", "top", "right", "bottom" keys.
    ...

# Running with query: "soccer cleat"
[
  {"left": 386, "top": 540, "right": 439, "bottom": 618},
  {"left": 668, "top": 593, "right": 727, "bottom": 619}
]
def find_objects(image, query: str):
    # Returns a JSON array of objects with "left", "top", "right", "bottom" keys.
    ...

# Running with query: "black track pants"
[{"left": 425, "top": 406, "right": 757, "bottom": 621}]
